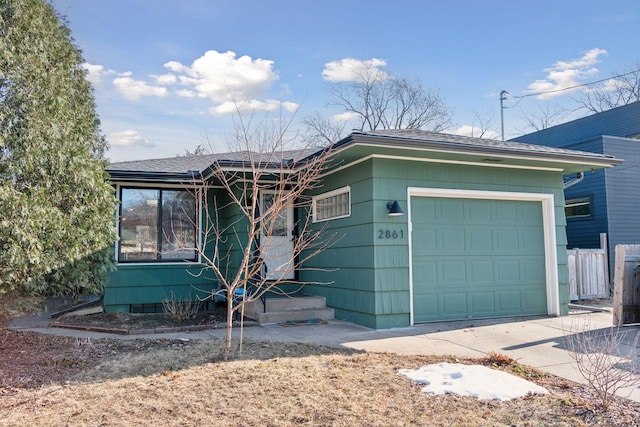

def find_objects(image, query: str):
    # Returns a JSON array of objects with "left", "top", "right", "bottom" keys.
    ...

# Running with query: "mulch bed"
[{"left": 50, "top": 307, "right": 257, "bottom": 335}]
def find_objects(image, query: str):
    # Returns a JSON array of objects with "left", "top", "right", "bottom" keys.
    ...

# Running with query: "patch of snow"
[{"left": 398, "top": 363, "right": 549, "bottom": 401}]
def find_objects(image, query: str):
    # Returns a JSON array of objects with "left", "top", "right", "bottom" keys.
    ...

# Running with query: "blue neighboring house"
[{"left": 513, "top": 101, "right": 640, "bottom": 279}]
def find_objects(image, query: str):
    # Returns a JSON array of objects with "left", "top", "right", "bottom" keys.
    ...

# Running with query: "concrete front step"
[{"left": 243, "top": 295, "right": 334, "bottom": 324}]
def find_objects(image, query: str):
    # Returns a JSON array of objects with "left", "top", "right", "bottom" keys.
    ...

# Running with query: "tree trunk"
[{"left": 222, "top": 289, "right": 235, "bottom": 360}]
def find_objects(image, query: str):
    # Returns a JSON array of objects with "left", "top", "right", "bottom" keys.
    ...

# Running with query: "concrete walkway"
[{"left": 9, "top": 307, "right": 640, "bottom": 403}]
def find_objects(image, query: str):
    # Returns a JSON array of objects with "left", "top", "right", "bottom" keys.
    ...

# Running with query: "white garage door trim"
[{"left": 407, "top": 187, "right": 559, "bottom": 325}]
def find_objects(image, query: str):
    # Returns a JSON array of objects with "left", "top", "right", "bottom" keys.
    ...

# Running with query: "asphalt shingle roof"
[
  {"left": 108, "top": 149, "right": 317, "bottom": 174},
  {"left": 352, "top": 129, "right": 618, "bottom": 160},
  {"left": 107, "top": 129, "right": 619, "bottom": 179}
]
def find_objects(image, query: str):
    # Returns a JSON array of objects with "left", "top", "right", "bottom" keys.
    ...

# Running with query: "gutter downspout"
[
  {"left": 563, "top": 172, "right": 584, "bottom": 189},
  {"left": 50, "top": 293, "right": 104, "bottom": 319}
]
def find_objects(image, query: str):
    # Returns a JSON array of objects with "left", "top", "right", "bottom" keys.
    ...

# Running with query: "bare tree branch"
[
  {"left": 186, "top": 109, "right": 339, "bottom": 360},
  {"left": 518, "top": 102, "right": 568, "bottom": 133},
  {"left": 310, "top": 64, "right": 452, "bottom": 140},
  {"left": 574, "top": 62, "right": 640, "bottom": 113}
]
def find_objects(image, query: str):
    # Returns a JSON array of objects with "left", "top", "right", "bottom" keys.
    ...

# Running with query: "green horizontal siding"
[
  {"left": 104, "top": 263, "right": 216, "bottom": 312},
  {"left": 302, "top": 157, "right": 569, "bottom": 327}
]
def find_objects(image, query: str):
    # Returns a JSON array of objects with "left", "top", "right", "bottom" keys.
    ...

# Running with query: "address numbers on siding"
[{"left": 377, "top": 229, "right": 404, "bottom": 239}]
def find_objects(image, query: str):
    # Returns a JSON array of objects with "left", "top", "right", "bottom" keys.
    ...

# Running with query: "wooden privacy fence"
[
  {"left": 613, "top": 244, "right": 640, "bottom": 326},
  {"left": 567, "top": 233, "right": 610, "bottom": 300}
]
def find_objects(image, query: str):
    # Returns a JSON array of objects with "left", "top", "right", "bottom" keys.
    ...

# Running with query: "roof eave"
[
  {"left": 345, "top": 132, "right": 622, "bottom": 169},
  {"left": 107, "top": 170, "right": 203, "bottom": 184}
]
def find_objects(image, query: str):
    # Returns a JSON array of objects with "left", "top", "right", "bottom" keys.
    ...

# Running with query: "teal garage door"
[{"left": 411, "top": 196, "right": 547, "bottom": 323}]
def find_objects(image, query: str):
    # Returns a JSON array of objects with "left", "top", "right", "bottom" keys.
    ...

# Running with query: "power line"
[
  {"left": 499, "top": 67, "right": 640, "bottom": 140},
  {"left": 504, "top": 67, "right": 640, "bottom": 102}
]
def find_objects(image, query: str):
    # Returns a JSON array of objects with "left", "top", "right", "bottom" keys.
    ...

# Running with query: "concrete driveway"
[{"left": 10, "top": 305, "right": 640, "bottom": 403}]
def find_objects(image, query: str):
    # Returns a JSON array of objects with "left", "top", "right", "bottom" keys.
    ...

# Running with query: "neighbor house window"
[
  {"left": 313, "top": 186, "right": 350, "bottom": 222},
  {"left": 118, "top": 187, "right": 197, "bottom": 262},
  {"left": 565, "top": 196, "right": 592, "bottom": 219}
]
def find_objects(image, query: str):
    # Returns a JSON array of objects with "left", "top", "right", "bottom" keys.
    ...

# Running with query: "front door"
[{"left": 260, "top": 191, "right": 295, "bottom": 280}]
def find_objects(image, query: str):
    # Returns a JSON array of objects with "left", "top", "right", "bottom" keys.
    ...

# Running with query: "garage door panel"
[
  {"left": 523, "top": 289, "right": 546, "bottom": 310},
  {"left": 495, "top": 260, "right": 520, "bottom": 281},
  {"left": 496, "top": 290, "right": 522, "bottom": 311},
  {"left": 440, "top": 229, "right": 465, "bottom": 251},
  {"left": 440, "top": 260, "right": 466, "bottom": 282},
  {"left": 412, "top": 196, "right": 547, "bottom": 322},
  {"left": 471, "top": 292, "right": 495, "bottom": 313},
  {"left": 495, "top": 230, "right": 519, "bottom": 251},
  {"left": 469, "top": 260, "right": 493, "bottom": 281},
  {"left": 412, "top": 228, "right": 437, "bottom": 252},
  {"left": 441, "top": 293, "right": 468, "bottom": 316},
  {"left": 439, "top": 199, "right": 465, "bottom": 221},
  {"left": 469, "top": 230, "right": 493, "bottom": 251},
  {"left": 494, "top": 202, "right": 518, "bottom": 223},
  {"left": 522, "top": 230, "right": 544, "bottom": 251},
  {"left": 465, "top": 199, "right": 492, "bottom": 222},
  {"left": 413, "top": 260, "right": 437, "bottom": 282},
  {"left": 522, "top": 258, "right": 546, "bottom": 281},
  {"left": 413, "top": 294, "right": 438, "bottom": 322}
]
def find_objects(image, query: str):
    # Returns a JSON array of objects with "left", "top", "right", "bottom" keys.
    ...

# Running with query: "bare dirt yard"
[{"left": 2, "top": 313, "right": 640, "bottom": 426}]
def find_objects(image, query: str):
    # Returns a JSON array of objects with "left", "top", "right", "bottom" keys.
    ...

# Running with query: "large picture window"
[
  {"left": 118, "top": 187, "right": 197, "bottom": 262},
  {"left": 312, "top": 186, "right": 351, "bottom": 222}
]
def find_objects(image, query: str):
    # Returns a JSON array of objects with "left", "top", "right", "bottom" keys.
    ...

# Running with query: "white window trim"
[
  {"left": 312, "top": 185, "right": 351, "bottom": 223},
  {"left": 406, "top": 187, "right": 560, "bottom": 325}
]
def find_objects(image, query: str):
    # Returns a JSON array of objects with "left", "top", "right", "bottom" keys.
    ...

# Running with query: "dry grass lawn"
[{"left": 2, "top": 330, "right": 640, "bottom": 426}]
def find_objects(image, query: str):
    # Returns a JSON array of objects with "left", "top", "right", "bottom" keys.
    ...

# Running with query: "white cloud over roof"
[
  {"left": 107, "top": 129, "right": 155, "bottom": 148},
  {"left": 454, "top": 125, "right": 500, "bottom": 140},
  {"left": 211, "top": 99, "right": 298, "bottom": 115},
  {"left": 526, "top": 48, "right": 607, "bottom": 99},
  {"left": 95, "top": 50, "right": 296, "bottom": 114},
  {"left": 322, "top": 57, "right": 388, "bottom": 82},
  {"left": 165, "top": 50, "right": 278, "bottom": 103}
]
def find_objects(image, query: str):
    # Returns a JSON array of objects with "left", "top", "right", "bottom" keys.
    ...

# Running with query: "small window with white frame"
[{"left": 313, "top": 186, "right": 351, "bottom": 222}]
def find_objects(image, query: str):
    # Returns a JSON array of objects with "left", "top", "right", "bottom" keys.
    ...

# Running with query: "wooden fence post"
[{"left": 613, "top": 244, "right": 640, "bottom": 326}]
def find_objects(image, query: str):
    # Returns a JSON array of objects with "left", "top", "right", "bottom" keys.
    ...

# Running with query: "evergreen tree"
[{"left": 0, "top": 0, "right": 117, "bottom": 298}]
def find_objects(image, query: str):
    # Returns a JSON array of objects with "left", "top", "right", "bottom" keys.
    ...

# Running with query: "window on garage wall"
[{"left": 312, "top": 186, "right": 350, "bottom": 222}]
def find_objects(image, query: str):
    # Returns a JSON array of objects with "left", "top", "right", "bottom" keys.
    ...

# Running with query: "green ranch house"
[{"left": 105, "top": 129, "right": 620, "bottom": 329}]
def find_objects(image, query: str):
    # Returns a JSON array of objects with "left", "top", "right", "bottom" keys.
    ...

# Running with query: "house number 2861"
[{"left": 377, "top": 229, "right": 404, "bottom": 239}]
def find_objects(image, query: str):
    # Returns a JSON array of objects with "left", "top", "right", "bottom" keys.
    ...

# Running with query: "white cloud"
[
  {"left": 152, "top": 73, "right": 178, "bottom": 85},
  {"left": 113, "top": 77, "right": 169, "bottom": 101},
  {"left": 526, "top": 48, "right": 607, "bottom": 99},
  {"left": 210, "top": 99, "right": 299, "bottom": 115},
  {"left": 454, "top": 125, "right": 499, "bottom": 139},
  {"left": 107, "top": 130, "right": 155, "bottom": 148},
  {"left": 322, "top": 58, "right": 388, "bottom": 82},
  {"left": 176, "top": 89, "right": 198, "bottom": 98},
  {"left": 165, "top": 50, "right": 278, "bottom": 105},
  {"left": 82, "top": 62, "right": 115, "bottom": 86},
  {"left": 332, "top": 111, "right": 360, "bottom": 122}
]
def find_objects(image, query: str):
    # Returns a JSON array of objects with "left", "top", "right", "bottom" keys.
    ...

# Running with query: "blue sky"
[{"left": 51, "top": 0, "right": 639, "bottom": 162}]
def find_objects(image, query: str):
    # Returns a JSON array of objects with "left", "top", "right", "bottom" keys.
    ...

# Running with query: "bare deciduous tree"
[
  {"left": 303, "top": 112, "right": 347, "bottom": 147},
  {"left": 470, "top": 111, "right": 497, "bottom": 138},
  {"left": 190, "top": 112, "right": 338, "bottom": 360},
  {"left": 518, "top": 102, "right": 568, "bottom": 132},
  {"left": 318, "top": 63, "right": 452, "bottom": 138},
  {"left": 565, "top": 319, "right": 640, "bottom": 410},
  {"left": 575, "top": 63, "right": 640, "bottom": 113}
]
